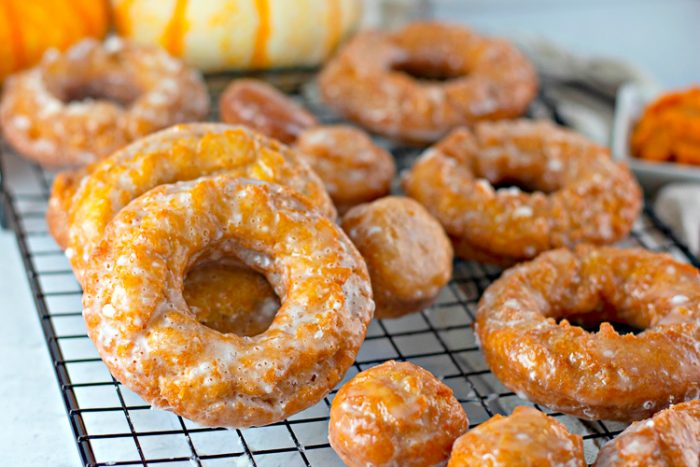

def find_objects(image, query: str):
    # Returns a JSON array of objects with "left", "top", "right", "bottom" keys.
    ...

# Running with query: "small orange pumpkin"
[{"left": 0, "top": 0, "right": 109, "bottom": 80}]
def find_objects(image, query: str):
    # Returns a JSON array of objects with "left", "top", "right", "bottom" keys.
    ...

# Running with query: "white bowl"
[{"left": 611, "top": 83, "right": 700, "bottom": 194}]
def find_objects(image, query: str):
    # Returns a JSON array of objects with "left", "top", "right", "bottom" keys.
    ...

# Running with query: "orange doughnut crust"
[
  {"left": 319, "top": 22, "right": 537, "bottom": 144},
  {"left": 594, "top": 400, "right": 700, "bottom": 466},
  {"left": 82, "top": 176, "right": 374, "bottom": 427},
  {"left": 46, "top": 166, "right": 88, "bottom": 250},
  {"left": 0, "top": 37, "right": 209, "bottom": 168},
  {"left": 341, "top": 197, "right": 453, "bottom": 318},
  {"left": 447, "top": 406, "right": 585, "bottom": 467},
  {"left": 631, "top": 87, "right": 700, "bottom": 165},
  {"left": 403, "top": 120, "right": 642, "bottom": 264},
  {"left": 47, "top": 123, "right": 336, "bottom": 283},
  {"left": 476, "top": 246, "right": 700, "bottom": 422},
  {"left": 329, "top": 360, "right": 468, "bottom": 467},
  {"left": 183, "top": 260, "right": 279, "bottom": 337},
  {"left": 296, "top": 125, "right": 396, "bottom": 213},
  {"left": 218, "top": 79, "right": 317, "bottom": 145}
]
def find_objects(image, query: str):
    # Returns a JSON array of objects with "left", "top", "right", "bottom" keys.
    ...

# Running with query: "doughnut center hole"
[
  {"left": 184, "top": 259, "right": 280, "bottom": 337},
  {"left": 556, "top": 311, "right": 645, "bottom": 335},
  {"left": 490, "top": 179, "right": 543, "bottom": 195},
  {"left": 57, "top": 78, "right": 142, "bottom": 107},
  {"left": 392, "top": 60, "right": 464, "bottom": 82}
]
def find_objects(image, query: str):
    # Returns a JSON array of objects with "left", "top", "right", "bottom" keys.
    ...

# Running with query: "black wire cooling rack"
[{"left": 1, "top": 72, "right": 699, "bottom": 467}]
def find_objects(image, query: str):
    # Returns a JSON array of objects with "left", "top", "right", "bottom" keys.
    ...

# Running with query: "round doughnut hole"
[
  {"left": 183, "top": 260, "right": 280, "bottom": 337},
  {"left": 392, "top": 58, "right": 464, "bottom": 83}
]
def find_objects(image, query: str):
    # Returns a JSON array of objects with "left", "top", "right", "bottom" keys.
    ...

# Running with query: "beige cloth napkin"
[{"left": 654, "top": 184, "right": 700, "bottom": 255}]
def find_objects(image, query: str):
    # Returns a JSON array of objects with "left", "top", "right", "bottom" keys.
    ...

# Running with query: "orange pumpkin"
[{"left": 0, "top": 0, "right": 109, "bottom": 80}]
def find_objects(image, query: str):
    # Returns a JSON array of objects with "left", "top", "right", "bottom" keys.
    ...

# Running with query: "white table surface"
[
  {"left": 0, "top": 230, "right": 79, "bottom": 465},
  {"left": 0, "top": 0, "right": 697, "bottom": 465}
]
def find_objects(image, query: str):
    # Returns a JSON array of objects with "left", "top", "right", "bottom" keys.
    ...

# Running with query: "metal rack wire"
[{"left": 1, "top": 71, "right": 698, "bottom": 467}]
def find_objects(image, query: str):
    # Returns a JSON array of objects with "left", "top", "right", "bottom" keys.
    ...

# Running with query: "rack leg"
[{"left": 0, "top": 192, "right": 8, "bottom": 230}]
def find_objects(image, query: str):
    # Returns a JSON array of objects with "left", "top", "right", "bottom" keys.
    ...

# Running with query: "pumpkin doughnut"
[
  {"left": 183, "top": 260, "right": 279, "bottom": 337},
  {"left": 0, "top": 37, "right": 209, "bottom": 168},
  {"left": 476, "top": 245, "right": 700, "bottom": 422},
  {"left": 329, "top": 360, "right": 468, "bottom": 467},
  {"left": 219, "top": 79, "right": 318, "bottom": 145},
  {"left": 403, "top": 120, "right": 642, "bottom": 264},
  {"left": 594, "top": 399, "right": 700, "bottom": 466},
  {"left": 296, "top": 125, "right": 396, "bottom": 213},
  {"left": 82, "top": 176, "right": 373, "bottom": 427},
  {"left": 319, "top": 22, "right": 537, "bottom": 144},
  {"left": 341, "top": 197, "right": 453, "bottom": 318},
  {"left": 447, "top": 407, "right": 585, "bottom": 467},
  {"left": 46, "top": 123, "right": 335, "bottom": 283}
]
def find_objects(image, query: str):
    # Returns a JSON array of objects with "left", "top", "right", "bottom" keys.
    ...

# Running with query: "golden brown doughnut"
[
  {"left": 1, "top": 37, "right": 209, "bottom": 168},
  {"left": 403, "top": 120, "right": 642, "bottom": 264},
  {"left": 296, "top": 125, "right": 396, "bottom": 213},
  {"left": 319, "top": 22, "right": 537, "bottom": 143},
  {"left": 341, "top": 196, "right": 453, "bottom": 318},
  {"left": 219, "top": 79, "right": 318, "bottom": 144},
  {"left": 46, "top": 123, "right": 335, "bottom": 284},
  {"left": 594, "top": 399, "right": 700, "bottom": 466},
  {"left": 476, "top": 245, "right": 700, "bottom": 422},
  {"left": 447, "top": 406, "right": 585, "bottom": 467},
  {"left": 329, "top": 360, "right": 468, "bottom": 467},
  {"left": 82, "top": 176, "right": 373, "bottom": 427}
]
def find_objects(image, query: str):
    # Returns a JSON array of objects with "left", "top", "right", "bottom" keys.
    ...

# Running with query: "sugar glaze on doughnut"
[{"left": 82, "top": 176, "right": 373, "bottom": 427}]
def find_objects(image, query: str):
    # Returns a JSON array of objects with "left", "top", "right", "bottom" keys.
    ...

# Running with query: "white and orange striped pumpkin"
[{"left": 112, "top": 0, "right": 362, "bottom": 71}]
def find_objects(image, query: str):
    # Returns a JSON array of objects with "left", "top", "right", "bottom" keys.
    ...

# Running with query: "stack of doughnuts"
[{"left": 6, "top": 17, "right": 694, "bottom": 464}]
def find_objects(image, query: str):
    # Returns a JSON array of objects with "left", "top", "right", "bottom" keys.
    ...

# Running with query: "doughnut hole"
[
  {"left": 329, "top": 361, "right": 468, "bottom": 467},
  {"left": 296, "top": 125, "right": 396, "bottom": 214},
  {"left": 341, "top": 196, "right": 453, "bottom": 318},
  {"left": 218, "top": 79, "right": 317, "bottom": 144},
  {"left": 183, "top": 259, "right": 280, "bottom": 337}
]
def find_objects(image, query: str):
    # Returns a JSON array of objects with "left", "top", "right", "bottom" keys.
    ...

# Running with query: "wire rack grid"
[{"left": 1, "top": 71, "right": 698, "bottom": 467}]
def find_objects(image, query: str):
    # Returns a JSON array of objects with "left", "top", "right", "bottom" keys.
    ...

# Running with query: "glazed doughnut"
[
  {"left": 476, "top": 245, "right": 700, "bottom": 422},
  {"left": 447, "top": 406, "right": 585, "bottom": 467},
  {"left": 1, "top": 37, "right": 209, "bottom": 168},
  {"left": 82, "top": 176, "right": 373, "bottom": 427},
  {"left": 329, "top": 360, "right": 468, "bottom": 467},
  {"left": 319, "top": 22, "right": 537, "bottom": 143},
  {"left": 403, "top": 120, "right": 642, "bottom": 264},
  {"left": 296, "top": 125, "right": 396, "bottom": 213},
  {"left": 341, "top": 197, "right": 453, "bottom": 318},
  {"left": 219, "top": 79, "right": 317, "bottom": 144},
  {"left": 594, "top": 399, "right": 700, "bottom": 466},
  {"left": 184, "top": 260, "right": 279, "bottom": 337},
  {"left": 46, "top": 123, "right": 335, "bottom": 283}
]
